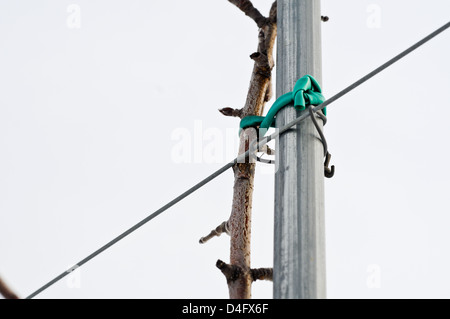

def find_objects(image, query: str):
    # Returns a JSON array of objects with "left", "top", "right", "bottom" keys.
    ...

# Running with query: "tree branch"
[
  {"left": 217, "top": 260, "right": 272, "bottom": 284},
  {"left": 250, "top": 52, "right": 270, "bottom": 72},
  {"left": 199, "top": 220, "right": 229, "bottom": 244},
  {"left": 228, "top": 0, "right": 268, "bottom": 28},
  {"left": 216, "top": 260, "right": 243, "bottom": 283},
  {"left": 0, "top": 277, "right": 19, "bottom": 299},
  {"left": 250, "top": 267, "right": 273, "bottom": 282},
  {"left": 218, "top": 107, "right": 242, "bottom": 118}
]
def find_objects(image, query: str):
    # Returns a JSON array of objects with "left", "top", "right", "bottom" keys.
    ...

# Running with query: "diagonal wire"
[
  {"left": 25, "top": 20, "right": 450, "bottom": 299},
  {"left": 255, "top": 21, "right": 450, "bottom": 149}
]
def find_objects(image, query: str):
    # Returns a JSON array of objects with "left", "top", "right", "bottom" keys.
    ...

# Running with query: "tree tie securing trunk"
[
  {"left": 239, "top": 74, "right": 326, "bottom": 136},
  {"left": 240, "top": 75, "right": 334, "bottom": 177}
]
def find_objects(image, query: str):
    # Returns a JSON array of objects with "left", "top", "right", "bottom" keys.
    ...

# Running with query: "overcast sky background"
[{"left": 0, "top": 0, "right": 449, "bottom": 299}]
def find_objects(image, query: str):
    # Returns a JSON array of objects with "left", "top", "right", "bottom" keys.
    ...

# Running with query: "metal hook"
[{"left": 324, "top": 152, "right": 335, "bottom": 178}]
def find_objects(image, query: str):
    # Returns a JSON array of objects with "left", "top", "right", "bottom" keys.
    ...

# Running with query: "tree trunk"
[
  {"left": 223, "top": 1, "right": 277, "bottom": 299},
  {"left": 199, "top": 0, "right": 277, "bottom": 299}
]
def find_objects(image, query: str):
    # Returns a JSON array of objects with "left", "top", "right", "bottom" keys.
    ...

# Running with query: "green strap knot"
[{"left": 239, "top": 74, "right": 326, "bottom": 136}]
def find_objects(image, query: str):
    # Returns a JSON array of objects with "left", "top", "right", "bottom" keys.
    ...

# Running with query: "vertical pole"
[{"left": 273, "top": 0, "right": 326, "bottom": 299}]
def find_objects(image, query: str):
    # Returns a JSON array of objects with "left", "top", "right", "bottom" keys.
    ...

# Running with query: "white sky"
[{"left": 0, "top": 0, "right": 449, "bottom": 299}]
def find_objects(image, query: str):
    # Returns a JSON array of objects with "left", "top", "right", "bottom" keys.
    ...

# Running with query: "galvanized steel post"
[{"left": 273, "top": 0, "right": 326, "bottom": 299}]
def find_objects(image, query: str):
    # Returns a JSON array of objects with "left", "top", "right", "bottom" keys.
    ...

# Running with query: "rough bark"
[{"left": 228, "top": 0, "right": 267, "bottom": 28}]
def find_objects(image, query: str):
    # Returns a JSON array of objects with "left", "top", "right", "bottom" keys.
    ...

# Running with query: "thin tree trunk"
[
  {"left": 221, "top": 1, "right": 277, "bottom": 299},
  {"left": 199, "top": 0, "right": 277, "bottom": 299}
]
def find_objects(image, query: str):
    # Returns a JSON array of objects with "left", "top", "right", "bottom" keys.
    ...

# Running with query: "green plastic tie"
[{"left": 239, "top": 74, "right": 326, "bottom": 136}]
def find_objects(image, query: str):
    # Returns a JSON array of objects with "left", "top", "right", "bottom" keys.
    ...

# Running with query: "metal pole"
[{"left": 273, "top": 0, "right": 326, "bottom": 299}]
